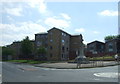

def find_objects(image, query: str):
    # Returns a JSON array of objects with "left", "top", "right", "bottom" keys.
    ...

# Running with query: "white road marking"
[
  {"left": 94, "top": 78, "right": 100, "bottom": 80},
  {"left": 94, "top": 72, "right": 119, "bottom": 78}
]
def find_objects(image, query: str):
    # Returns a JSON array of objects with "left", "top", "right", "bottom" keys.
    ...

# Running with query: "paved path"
[{"left": 34, "top": 61, "right": 119, "bottom": 69}]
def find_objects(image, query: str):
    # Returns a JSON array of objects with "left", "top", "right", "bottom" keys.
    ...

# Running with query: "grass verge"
[{"left": 6, "top": 60, "right": 48, "bottom": 64}]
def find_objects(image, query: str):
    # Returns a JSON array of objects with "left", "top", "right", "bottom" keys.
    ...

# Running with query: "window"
[
  {"left": 108, "top": 43, "right": 113, "bottom": 50},
  {"left": 50, "top": 39, "right": 53, "bottom": 42},
  {"left": 62, "top": 32, "right": 64, "bottom": 36},
  {"left": 109, "top": 49, "right": 113, "bottom": 52},
  {"left": 62, "top": 54, "right": 64, "bottom": 58},
  {"left": 108, "top": 43, "right": 113, "bottom": 52},
  {"left": 64, "top": 33, "right": 66, "bottom": 36},
  {"left": 66, "top": 47, "right": 69, "bottom": 51},
  {"left": 62, "top": 32, "right": 66, "bottom": 36},
  {"left": 101, "top": 45, "right": 104, "bottom": 49},
  {"left": 50, "top": 46, "right": 52, "bottom": 50},
  {"left": 50, "top": 53, "right": 52, "bottom": 58},
  {"left": 37, "top": 41, "right": 41, "bottom": 46},
  {"left": 62, "top": 46, "right": 65, "bottom": 52},
  {"left": 62, "top": 39, "right": 65, "bottom": 43}
]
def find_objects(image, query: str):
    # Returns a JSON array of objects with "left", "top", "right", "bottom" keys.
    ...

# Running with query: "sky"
[{"left": 0, "top": 0, "right": 119, "bottom": 46}]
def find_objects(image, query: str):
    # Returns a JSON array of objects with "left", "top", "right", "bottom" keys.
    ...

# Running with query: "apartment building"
[
  {"left": 47, "top": 28, "right": 70, "bottom": 61},
  {"left": 105, "top": 39, "right": 118, "bottom": 55},
  {"left": 35, "top": 33, "right": 48, "bottom": 60},
  {"left": 35, "top": 27, "right": 82, "bottom": 61},
  {"left": 4, "top": 27, "right": 83, "bottom": 61},
  {"left": 86, "top": 39, "right": 120, "bottom": 57},
  {"left": 86, "top": 41, "right": 105, "bottom": 57},
  {"left": 69, "top": 35, "right": 82, "bottom": 60}
]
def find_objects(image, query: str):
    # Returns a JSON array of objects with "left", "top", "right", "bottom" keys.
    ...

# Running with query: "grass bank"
[
  {"left": 88, "top": 56, "right": 115, "bottom": 61},
  {"left": 6, "top": 60, "right": 48, "bottom": 64}
]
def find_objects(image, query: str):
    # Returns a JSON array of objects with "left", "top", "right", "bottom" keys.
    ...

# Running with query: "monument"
[{"left": 75, "top": 34, "right": 89, "bottom": 67}]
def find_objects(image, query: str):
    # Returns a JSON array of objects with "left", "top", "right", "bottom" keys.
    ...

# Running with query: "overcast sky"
[{"left": 0, "top": 0, "right": 119, "bottom": 46}]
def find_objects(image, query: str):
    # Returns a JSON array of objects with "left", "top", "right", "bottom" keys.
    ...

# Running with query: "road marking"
[
  {"left": 94, "top": 78, "right": 100, "bottom": 80},
  {"left": 94, "top": 72, "right": 119, "bottom": 78}
]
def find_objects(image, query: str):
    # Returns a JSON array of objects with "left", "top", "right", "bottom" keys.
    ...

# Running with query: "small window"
[
  {"left": 62, "top": 46, "right": 65, "bottom": 52},
  {"left": 50, "top": 53, "right": 52, "bottom": 58},
  {"left": 50, "top": 46, "right": 52, "bottom": 50},
  {"left": 64, "top": 33, "right": 66, "bottom": 36},
  {"left": 66, "top": 47, "right": 69, "bottom": 51},
  {"left": 62, "top": 54, "right": 64, "bottom": 58},
  {"left": 109, "top": 49, "right": 113, "bottom": 52},
  {"left": 37, "top": 41, "right": 41, "bottom": 46},
  {"left": 62, "top": 32, "right": 66, "bottom": 36},
  {"left": 62, "top": 39, "right": 65, "bottom": 43},
  {"left": 62, "top": 32, "right": 64, "bottom": 36},
  {"left": 50, "top": 39, "right": 53, "bottom": 42}
]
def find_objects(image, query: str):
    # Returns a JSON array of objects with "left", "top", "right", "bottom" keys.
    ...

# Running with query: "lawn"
[
  {"left": 88, "top": 56, "right": 115, "bottom": 61},
  {"left": 6, "top": 60, "right": 48, "bottom": 64},
  {"left": 68, "top": 55, "right": 115, "bottom": 62}
]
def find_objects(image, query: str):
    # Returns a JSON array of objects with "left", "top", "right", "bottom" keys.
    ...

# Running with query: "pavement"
[{"left": 34, "top": 61, "right": 120, "bottom": 69}]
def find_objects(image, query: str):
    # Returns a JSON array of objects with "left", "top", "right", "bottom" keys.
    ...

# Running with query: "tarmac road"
[{"left": 2, "top": 62, "right": 119, "bottom": 82}]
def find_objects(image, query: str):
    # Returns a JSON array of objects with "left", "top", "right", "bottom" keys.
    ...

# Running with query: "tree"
[
  {"left": 2, "top": 46, "right": 14, "bottom": 60},
  {"left": 104, "top": 35, "right": 120, "bottom": 42},
  {"left": 21, "top": 36, "right": 33, "bottom": 59},
  {"left": 2, "top": 47, "right": 14, "bottom": 56},
  {"left": 104, "top": 35, "right": 116, "bottom": 41},
  {"left": 117, "top": 35, "right": 120, "bottom": 39},
  {"left": 37, "top": 46, "right": 47, "bottom": 60}
]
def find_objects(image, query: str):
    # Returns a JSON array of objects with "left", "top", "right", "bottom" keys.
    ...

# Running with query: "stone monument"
[{"left": 75, "top": 34, "right": 89, "bottom": 65}]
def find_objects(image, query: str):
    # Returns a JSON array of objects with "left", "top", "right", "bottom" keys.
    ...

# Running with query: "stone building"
[
  {"left": 4, "top": 27, "right": 83, "bottom": 61},
  {"left": 47, "top": 28, "right": 70, "bottom": 61},
  {"left": 69, "top": 35, "right": 82, "bottom": 60},
  {"left": 86, "top": 41, "right": 105, "bottom": 57},
  {"left": 35, "top": 33, "right": 48, "bottom": 60},
  {"left": 35, "top": 27, "right": 83, "bottom": 61},
  {"left": 105, "top": 39, "right": 118, "bottom": 56}
]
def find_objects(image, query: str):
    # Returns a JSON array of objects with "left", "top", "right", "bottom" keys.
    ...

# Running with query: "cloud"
[
  {"left": 98, "top": 10, "right": 118, "bottom": 16},
  {"left": 28, "top": 0, "right": 47, "bottom": 14},
  {"left": 7, "top": 16, "right": 14, "bottom": 22},
  {"left": 75, "top": 28, "right": 85, "bottom": 33},
  {"left": 0, "top": 22, "right": 47, "bottom": 46},
  {"left": 44, "top": 17, "right": 70, "bottom": 28},
  {"left": 60, "top": 13, "right": 71, "bottom": 20},
  {"left": 4, "top": 7, "right": 23, "bottom": 16},
  {"left": 93, "top": 31, "right": 100, "bottom": 34}
]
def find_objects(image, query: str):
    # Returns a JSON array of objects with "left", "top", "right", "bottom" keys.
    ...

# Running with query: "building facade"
[
  {"left": 4, "top": 27, "right": 83, "bottom": 61},
  {"left": 35, "top": 27, "right": 82, "bottom": 61},
  {"left": 47, "top": 28, "right": 70, "bottom": 61},
  {"left": 35, "top": 33, "right": 48, "bottom": 60},
  {"left": 105, "top": 39, "right": 118, "bottom": 56},
  {"left": 86, "top": 41, "right": 105, "bottom": 57},
  {"left": 69, "top": 35, "right": 82, "bottom": 60}
]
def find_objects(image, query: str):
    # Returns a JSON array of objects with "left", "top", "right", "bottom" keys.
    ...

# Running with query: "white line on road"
[{"left": 94, "top": 72, "right": 119, "bottom": 78}]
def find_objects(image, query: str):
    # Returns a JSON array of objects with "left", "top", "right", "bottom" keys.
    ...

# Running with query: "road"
[{"left": 2, "top": 62, "right": 119, "bottom": 82}]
